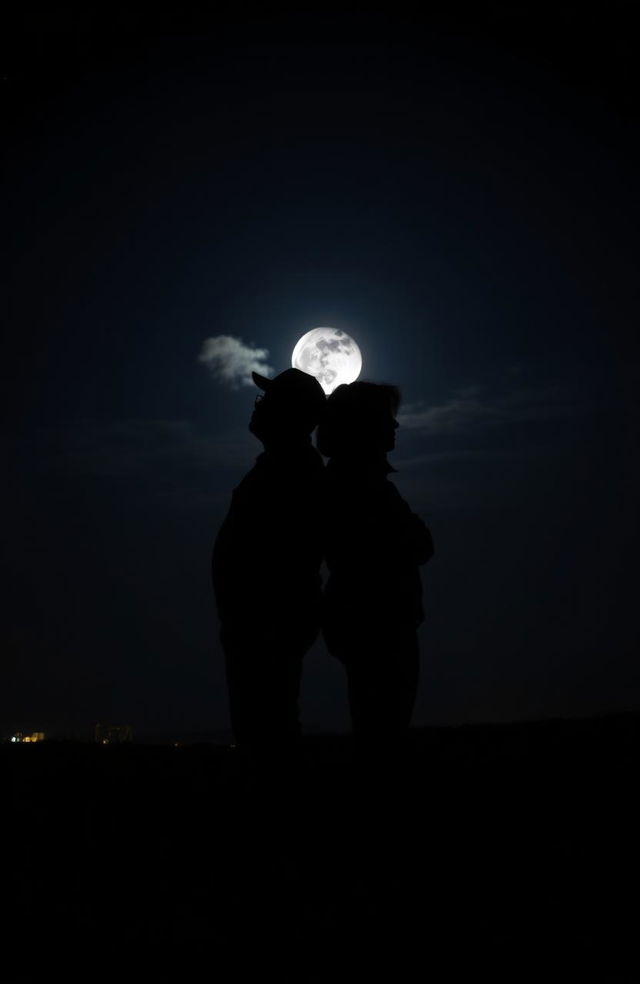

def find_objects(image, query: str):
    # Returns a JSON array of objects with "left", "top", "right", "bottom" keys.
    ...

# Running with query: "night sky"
[{"left": 3, "top": 5, "right": 639, "bottom": 740}]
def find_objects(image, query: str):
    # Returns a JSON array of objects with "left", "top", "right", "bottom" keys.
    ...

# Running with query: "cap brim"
[{"left": 252, "top": 371, "right": 272, "bottom": 390}]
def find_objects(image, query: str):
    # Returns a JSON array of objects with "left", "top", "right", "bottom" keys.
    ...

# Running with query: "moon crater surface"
[{"left": 291, "top": 327, "right": 362, "bottom": 395}]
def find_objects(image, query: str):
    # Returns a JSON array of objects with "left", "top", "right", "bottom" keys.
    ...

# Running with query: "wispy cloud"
[
  {"left": 398, "top": 380, "right": 586, "bottom": 436},
  {"left": 198, "top": 335, "right": 274, "bottom": 388},
  {"left": 8, "top": 419, "right": 255, "bottom": 509}
]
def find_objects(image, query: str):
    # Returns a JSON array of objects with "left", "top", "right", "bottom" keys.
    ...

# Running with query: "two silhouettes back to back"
[
  {"left": 316, "top": 382, "right": 435, "bottom": 748},
  {"left": 212, "top": 368, "right": 326, "bottom": 755},
  {"left": 212, "top": 371, "right": 434, "bottom": 761}
]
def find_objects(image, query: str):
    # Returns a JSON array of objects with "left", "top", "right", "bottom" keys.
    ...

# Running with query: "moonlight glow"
[{"left": 291, "top": 327, "right": 362, "bottom": 395}]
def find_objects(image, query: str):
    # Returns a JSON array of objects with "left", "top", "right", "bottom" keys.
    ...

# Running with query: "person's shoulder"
[
  {"left": 254, "top": 446, "right": 325, "bottom": 495},
  {"left": 379, "top": 476, "right": 416, "bottom": 512},
  {"left": 292, "top": 445, "right": 325, "bottom": 480},
  {"left": 231, "top": 456, "right": 271, "bottom": 498}
]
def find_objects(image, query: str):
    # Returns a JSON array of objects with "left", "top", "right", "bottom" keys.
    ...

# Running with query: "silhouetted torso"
[
  {"left": 321, "top": 452, "right": 434, "bottom": 740},
  {"left": 212, "top": 439, "right": 325, "bottom": 749},
  {"left": 322, "top": 454, "right": 433, "bottom": 638},
  {"left": 213, "top": 442, "right": 325, "bottom": 642}
]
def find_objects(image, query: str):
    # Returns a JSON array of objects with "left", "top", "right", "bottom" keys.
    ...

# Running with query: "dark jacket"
[
  {"left": 212, "top": 443, "right": 325, "bottom": 644},
  {"left": 321, "top": 456, "right": 434, "bottom": 637}
]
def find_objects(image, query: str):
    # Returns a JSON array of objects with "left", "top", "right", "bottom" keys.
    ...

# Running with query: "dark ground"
[{"left": 3, "top": 713, "right": 639, "bottom": 982}]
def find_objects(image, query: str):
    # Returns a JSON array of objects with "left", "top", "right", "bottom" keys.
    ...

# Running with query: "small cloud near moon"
[{"left": 291, "top": 327, "right": 362, "bottom": 395}]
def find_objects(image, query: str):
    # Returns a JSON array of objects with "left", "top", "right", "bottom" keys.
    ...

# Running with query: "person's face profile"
[
  {"left": 380, "top": 415, "right": 397, "bottom": 451},
  {"left": 377, "top": 396, "right": 398, "bottom": 452},
  {"left": 249, "top": 390, "right": 269, "bottom": 438}
]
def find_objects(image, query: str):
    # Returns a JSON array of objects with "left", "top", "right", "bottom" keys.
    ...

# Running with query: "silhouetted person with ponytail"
[
  {"left": 316, "top": 382, "right": 434, "bottom": 756},
  {"left": 212, "top": 369, "right": 326, "bottom": 773}
]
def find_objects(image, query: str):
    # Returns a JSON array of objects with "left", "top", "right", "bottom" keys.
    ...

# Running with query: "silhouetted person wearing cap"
[
  {"left": 212, "top": 368, "right": 326, "bottom": 766},
  {"left": 316, "top": 382, "right": 434, "bottom": 754}
]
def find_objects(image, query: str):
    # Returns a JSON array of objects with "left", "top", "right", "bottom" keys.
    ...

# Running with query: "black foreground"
[{"left": 4, "top": 714, "right": 638, "bottom": 982}]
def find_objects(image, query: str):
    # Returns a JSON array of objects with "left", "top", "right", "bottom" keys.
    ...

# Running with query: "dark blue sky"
[{"left": 3, "top": 5, "right": 639, "bottom": 739}]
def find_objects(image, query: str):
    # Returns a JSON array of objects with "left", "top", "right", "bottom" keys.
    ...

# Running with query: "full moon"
[{"left": 291, "top": 327, "right": 362, "bottom": 395}]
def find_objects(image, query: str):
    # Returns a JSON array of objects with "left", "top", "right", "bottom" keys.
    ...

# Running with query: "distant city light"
[
  {"left": 6, "top": 732, "right": 45, "bottom": 744},
  {"left": 95, "top": 723, "right": 133, "bottom": 745}
]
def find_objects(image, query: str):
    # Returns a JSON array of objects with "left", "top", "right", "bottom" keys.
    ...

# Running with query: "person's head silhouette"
[
  {"left": 249, "top": 368, "right": 326, "bottom": 448},
  {"left": 316, "top": 381, "right": 401, "bottom": 459}
]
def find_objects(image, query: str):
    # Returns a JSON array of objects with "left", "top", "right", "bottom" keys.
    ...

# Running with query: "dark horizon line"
[{"left": 3, "top": 705, "right": 639, "bottom": 747}]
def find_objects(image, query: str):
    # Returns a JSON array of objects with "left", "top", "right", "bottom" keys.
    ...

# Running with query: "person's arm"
[
  {"left": 383, "top": 482, "right": 435, "bottom": 565},
  {"left": 405, "top": 510, "right": 435, "bottom": 564}
]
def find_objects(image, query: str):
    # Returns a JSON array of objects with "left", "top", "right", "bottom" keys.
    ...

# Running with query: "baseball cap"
[{"left": 252, "top": 368, "right": 326, "bottom": 418}]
